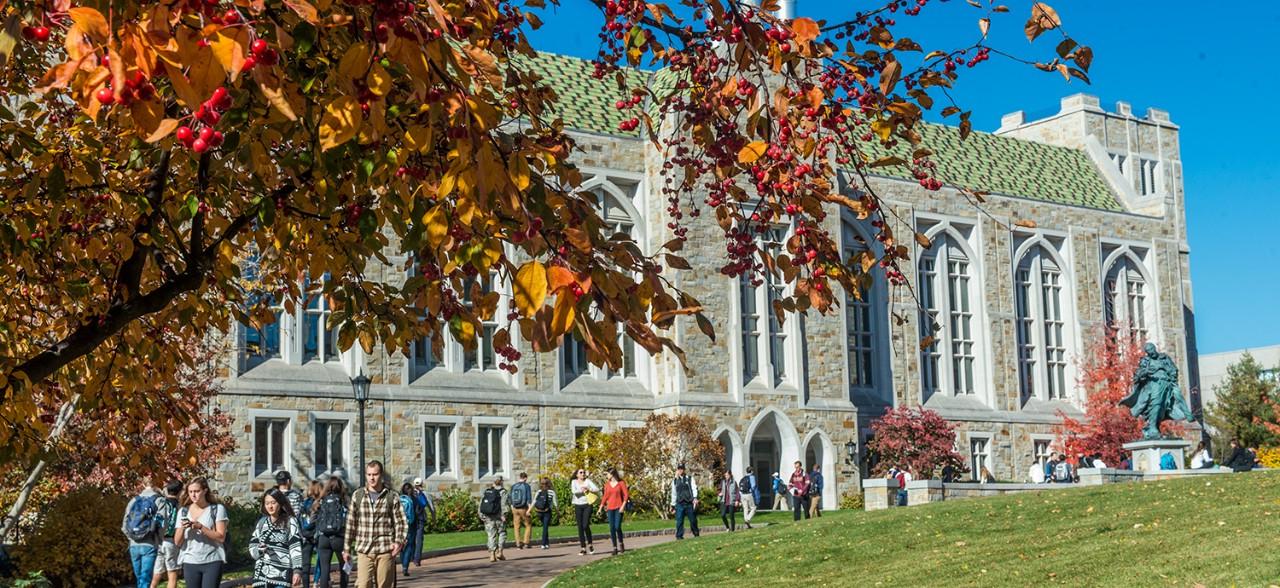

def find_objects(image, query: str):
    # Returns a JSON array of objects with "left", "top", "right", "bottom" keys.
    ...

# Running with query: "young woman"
[
  {"left": 533, "top": 477, "right": 557, "bottom": 550},
  {"left": 174, "top": 478, "right": 229, "bottom": 588},
  {"left": 300, "top": 480, "right": 323, "bottom": 587},
  {"left": 596, "top": 469, "right": 630, "bottom": 555},
  {"left": 570, "top": 469, "right": 600, "bottom": 555},
  {"left": 249, "top": 488, "right": 304, "bottom": 588},
  {"left": 398, "top": 482, "right": 417, "bottom": 576},
  {"left": 717, "top": 470, "right": 741, "bottom": 532},
  {"left": 1190, "top": 441, "right": 1214, "bottom": 469},
  {"left": 312, "top": 477, "right": 349, "bottom": 588}
]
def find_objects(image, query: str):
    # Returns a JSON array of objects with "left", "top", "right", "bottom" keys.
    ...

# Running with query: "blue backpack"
[
  {"left": 124, "top": 495, "right": 162, "bottom": 541},
  {"left": 400, "top": 495, "right": 416, "bottom": 525},
  {"left": 1160, "top": 452, "right": 1177, "bottom": 470}
]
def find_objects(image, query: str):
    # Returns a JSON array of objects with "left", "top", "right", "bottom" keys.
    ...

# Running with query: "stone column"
[
  {"left": 861, "top": 478, "right": 899, "bottom": 511},
  {"left": 906, "top": 479, "right": 944, "bottom": 506}
]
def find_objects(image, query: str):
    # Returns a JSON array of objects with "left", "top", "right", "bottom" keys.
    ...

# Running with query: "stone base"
[{"left": 1123, "top": 439, "right": 1192, "bottom": 472}]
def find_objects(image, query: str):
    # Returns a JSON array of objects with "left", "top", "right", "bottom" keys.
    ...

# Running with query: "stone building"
[{"left": 212, "top": 52, "right": 1197, "bottom": 508}]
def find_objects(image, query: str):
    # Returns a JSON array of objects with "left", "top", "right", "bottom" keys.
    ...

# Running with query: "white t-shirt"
[
  {"left": 1190, "top": 449, "right": 1212, "bottom": 469},
  {"left": 178, "top": 503, "right": 228, "bottom": 565},
  {"left": 1093, "top": 459, "right": 1108, "bottom": 469},
  {"left": 570, "top": 479, "right": 599, "bottom": 506}
]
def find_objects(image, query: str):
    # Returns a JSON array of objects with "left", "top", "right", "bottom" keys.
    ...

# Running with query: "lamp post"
[
  {"left": 350, "top": 373, "right": 371, "bottom": 472},
  {"left": 844, "top": 440, "right": 858, "bottom": 466}
]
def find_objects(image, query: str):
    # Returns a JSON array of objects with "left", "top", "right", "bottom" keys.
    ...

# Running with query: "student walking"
[
  {"left": 670, "top": 464, "right": 699, "bottom": 539},
  {"left": 343, "top": 460, "right": 409, "bottom": 588},
  {"left": 532, "top": 477, "right": 558, "bottom": 549},
  {"left": 299, "top": 481, "right": 322, "bottom": 588},
  {"left": 174, "top": 478, "right": 230, "bottom": 588},
  {"left": 410, "top": 478, "right": 435, "bottom": 565},
  {"left": 398, "top": 483, "right": 419, "bottom": 576},
  {"left": 248, "top": 488, "right": 304, "bottom": 588},
  {"left": 150, "top": 480, "right": 184, "bottom": 588},
  {"left": 788, "top": 462, "right": 810, "bottom": 521},
  {"left": 479, "top": 476, "right": 508, "bottom": 562},
  {"left": 508, "top": 473, "right": 534, "bottom": 550},
  {"left": 122, "top": 476, "right": 163, "bottom": 588},
  {"left": 597, "top": 469, "right": 630, "bottom": 555},
  {"left": 770, "top": 473, "right": 788, "bottom": 511},
  {"left": 807, "top": 464, "right": 824, "bottom": 518},
  {"left": 312, "top": 477, "right": 349, "bottom": 588},
  {"left": 717, "top": 470, "right": 741, "bottom": 532},
  {"left": 739, "top": 467, "right": 759, "bottom": 529},
  {"left": 570, "top": 469, "right": 600, "bottom": 555}
]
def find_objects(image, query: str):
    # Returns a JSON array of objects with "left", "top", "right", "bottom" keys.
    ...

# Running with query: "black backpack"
[
  {"left": 480, "top": 488, "right": 503, "bottom": 516},
  {"left": 533, "top": 490, "right": 551, "bottom": 513},
  {"left": 737, "top": 476, "right": 752, "bottom": 495},
  {"left": 314, "top": 495, "right": 347, "bottom": 537}
]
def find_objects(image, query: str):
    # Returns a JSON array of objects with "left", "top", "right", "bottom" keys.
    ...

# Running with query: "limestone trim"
[
  {"left": 743, "top": 407, "right": 802, "bottom": 478},
  {"left": 418, "top": 415, "right": 464, "bottom": 483},
  {"left": 1011, "top": 231, "right": 1081, "bottom": 407},
  {"left": 1099, "top": 240, "right": 1162, "bottom": 346},
  {"left": 308, "top": 410, "right": 355, "bottom": 480},
  {"left": 616, "top": 420, "right": 646, "bottom": 430},
  {"left": 569, "top": 418, "right": 610, "bottom": 437},
  {"left": 472, "top": 415, "right": 515, "bottom": 483},
  {"left": 838, "top": 213, "right": 893, "bottom": 407},
  {"left": 727, "top": 223, "right": 807, "bottom": 404},
  {"left": 964, "top": 430, "right": 995, "bottom": 481},
  {"left": 800, "top": 428, "right": 837, "bottom": 509},
  {"left": 713, "top": 425, "right": 745, "bottom": 475},
  {"left": 247, "top": 408, "right": 299, "bottom": 482}
]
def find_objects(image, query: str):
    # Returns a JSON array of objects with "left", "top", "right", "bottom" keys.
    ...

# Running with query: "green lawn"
[
  {"left": 553, "top": 471, "right": 1280, "bottom": 587},
  {"left": 423, "top": 510, "right": 790, "bottom": 551}
]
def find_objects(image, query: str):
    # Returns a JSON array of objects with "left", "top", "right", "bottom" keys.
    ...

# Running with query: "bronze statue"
[{"left": 1120, "top": 343, "right": 1194, "bottom": 440}]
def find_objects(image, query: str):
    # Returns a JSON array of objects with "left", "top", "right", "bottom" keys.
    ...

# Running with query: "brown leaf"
[
  {"left": 914, "top": 232, "right": 932, "bottom": 249},
  {"left": 978, "top": 18, "right": 990, "bottom": 37},
  {"left": 283, "top": 0, "right": 320, "bottom": 23},
  {"left": 143, "top": 118, "right": 180, "bottom": 143},
  {"left": 68, "top": 7, "right": 109, "bottom": 43},
  {"left": 694, "top": 313, "right": 715, "bottom": 342},
  {"left": 879, "top": 59, "right": 901, "bottom": 95},
  {"left": 920, "top": 335, "right": 936, "bottom": 350},
  {"left": 1013, "top": 219, "right": 1038, "bottom": 228},
  {"left": 790, "top": 17, "right": 820, "bottom": 45},
  {"left": 1074, "top": 45, "right": 1093, "bottom": 72},
  {"left": 1024, "top": 2, "right": 1061, "bottom": 42}
]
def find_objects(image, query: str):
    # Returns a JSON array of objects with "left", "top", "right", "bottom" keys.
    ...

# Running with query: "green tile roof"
[{"left": 517, "top": 51, "right": 1123, "bottom": 212}]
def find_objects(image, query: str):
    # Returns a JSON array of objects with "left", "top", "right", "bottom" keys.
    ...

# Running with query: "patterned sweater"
[
  {"left": 345, "top": 486, "right": 409, "bottom": 555},
  {"left": 248, "top": 516, "right": 302, "bottom": 587}
]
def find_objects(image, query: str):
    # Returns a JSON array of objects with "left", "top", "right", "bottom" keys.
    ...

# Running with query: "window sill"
[
  {"left": 239, "top": 358, "right": 351, "bottom": 383},
  {"left": 409, "top": 368, "right": 513, "bottom": 391},
  {"left": 559, "top": 376, "right": 648, "bottom": 396},
  {"left": 740, "top": 379, "right": 800, "bottom": 395}
]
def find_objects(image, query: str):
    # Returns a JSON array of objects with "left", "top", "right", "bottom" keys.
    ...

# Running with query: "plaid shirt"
[{"left": 345, "top": 486, "right": 408, "bottom": 555}]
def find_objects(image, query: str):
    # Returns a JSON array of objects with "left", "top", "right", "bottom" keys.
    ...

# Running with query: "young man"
[
  {"left": 275, "top": 470, "right": 305, "bottom": 518},
  {"left": 739, "top": 467, "right": 759, "bottom": 529},
  {"left": 770, "top": 473, "right": 788, "bottom": 511},
  {"left": 149, "top": 480, "right": 183, "bottom": 588},
  {"left": 788, "top": 461, "right": 809, "bottom": 521},
  {"left": 121, "top": 476, "right": 162, "bottom": 588},
  {"left": 479, "top": 476, "right": 508, "bottom": 562},
  {"left": 1051, "top": 453, "right": 1075, "bottom": 483},
  {"left": 411, "top": 478, "right": 435, "bottom": 566},
  {"left": 507, "top": 473, "right": 534, "bottom": 549},
  {"left": 669, "top": 464, "right": 699, "bottom": 539},
  {"left": 345, "top": 460, "right": 409, "bottom": 588},
  {"left": 807, "top": 464, "right": 824, "bottom": 518}
]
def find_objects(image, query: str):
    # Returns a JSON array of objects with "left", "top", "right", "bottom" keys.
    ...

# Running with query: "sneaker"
[
  {"left": 541, "top": 545, "right": 549, "bottom": 550},
  {"left": 588, "top": 545, "right": 595, "bottom": 554},
  {"left": 579, "top": 549, "right": 587, "bottom": 556},
  {"left": 403, "top": 570, "right": 410, "bottom": 577}
]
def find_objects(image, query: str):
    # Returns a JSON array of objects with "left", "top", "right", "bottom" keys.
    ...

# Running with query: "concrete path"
[{"left": 398, "top": 533, "right": 684, "bottom": 588}]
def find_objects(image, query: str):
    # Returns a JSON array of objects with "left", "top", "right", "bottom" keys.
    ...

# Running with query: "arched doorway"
[
  {"left": 803, "top": 430, "right": 837, "bottom": 510},
  {"left": 713, "top": 426, "right": 743, "bottom": 475},
  {"left": 745, "top": 408, "right": 801, "bottom": 510}
]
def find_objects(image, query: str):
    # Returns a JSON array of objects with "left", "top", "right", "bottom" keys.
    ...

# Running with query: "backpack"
[
  {"left": 158, "top": 497, "right": 179, "bottom": 538},
  {"left": 1159, "top": 452, "right": 1177, "bottom": 470},
  {"left": 510, "top": 482, "right": 531, "bottom": 508},
  {"left": 314, "top": 495, "right": 347, "bottom": 537},
  {"left": 124, "top": 494, "right": 163, "bottom": 542},
  {"left": 533, "top": 490, "right": 551, "bottom": 513},
  {"left": 400, "top": 495, "right": 416, "bottom": 525},
  {"left": 1053, "top": 461, "right": 1072, "bottom": 482},
  {"left": 298, "top": 497, "right": 316, "bottom": 537},
  {"left": 480, "top": 488, "right": 503, "bottom": 517},
  {"left": 737, "top": 476, "right": 753, "bottom": 495}
]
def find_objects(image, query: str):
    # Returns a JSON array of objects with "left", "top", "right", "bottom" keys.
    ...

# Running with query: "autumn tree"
[
  {"left": 607, "top": 413, "right": 720, "bottom": 517},
  {"left": 866, "top": 406, "right": 965, "bottom": 478},
  {"left": 0, "top": 0, "right": 1088, "bottom": 531},
  {"left": 1204, "top": 352, "right": 1280, "bottom": 455}
]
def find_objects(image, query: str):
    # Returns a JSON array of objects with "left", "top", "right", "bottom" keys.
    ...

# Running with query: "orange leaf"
[
  {"left": 144, "top": 118, "right": 180, "bottom": 143},
  {"left": 211, "top": 26, "right": 249, "bottom": 82},
  {"left": 738, "top": 141, "right": 767, "bottom": 164},
  {"left": 68, "top": 7, "right": 109, "bottom": 43},
  {"left": 790, "top": 17, "right": 820, "bottom": 44}
]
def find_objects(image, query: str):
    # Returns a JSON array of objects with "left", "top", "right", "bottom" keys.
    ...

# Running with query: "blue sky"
[{"left": 525, "top": 1, "right": 1279, "bottom": 354}]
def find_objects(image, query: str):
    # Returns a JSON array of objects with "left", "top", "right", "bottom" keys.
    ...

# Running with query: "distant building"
[{"left": 1198, "top": 346, "right": 1280, "bottom": 412}]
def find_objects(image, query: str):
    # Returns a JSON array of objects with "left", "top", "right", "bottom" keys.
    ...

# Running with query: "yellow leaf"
[
  {"left": 870, "top": 119, "right": 893, "bottom": 141},
  {"left": 212, "top": 26, "right": 249, "bottom": 82},
  {"left": 450, "top": 316, "right": 476, "bottom": 346},
  {"left": 738, "top": 141, "right": 767, "bottom": 164},
  {"left": 338, "top": 42, "right": 371, "bottom": 84},
  {"left": 405, "top": 126, "right": 431, "bottom": 152},
  {"left": 367, "top": 62, "right": 392, "bottom": 96},
  {"left": 144, "top": 118, "right": 179, "bottom": 143},
  {"left": 513, "top": 261, "right": 548, "bottom": 318},
  {"left": 68, "top": 7, "right": 109, "bottom": 43},
  {"left": 550, "top": 293, "right": 576, "bottom": 338},
  {"left": 423, "top": 205, "right": 449, "bottom": 249},
  {"left": 254, "top": 67, "right": 298, "bottom": 121},
  {"left": 508, "top": 155, "right": 531, "bottom": 191},
  {"left": 319, "top": 96, "right": 361, "bottom": 151}
]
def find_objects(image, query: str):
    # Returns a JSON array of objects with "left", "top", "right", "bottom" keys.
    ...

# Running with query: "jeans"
[
  {"left": 413, "top": 519, "right": 426, "bottom": 564},
  {"left": 538, "top": 510, "right": 553, "bottom": 547},
  {"left": 129, "top": 544, "right": 157, "bottom": 588},
  {"left": 720, "top": 502, "right": 736, "bottom": 531},
  {"left": 574, "top": 504, "right": 593, "bottom": 548},
  {"left": 896, "top": 489, "right": 908, "bottom": 506},
  {"left": 300, "top": 537, "right": 315, "bottom": 588},
  {"left": 401, "top": 527, "right": 416, "bottom": 571},
  {"left": 606, "top": 509, "right": 624, "bottom": 547},
  {"left": 314, "top": 534, "right": 348, "bottom": 588},
  {"left": 181, "top": 561, "right": 222, "bottom": 588},
  {"left": 673, "top": 503, "right": 699, "bottom": 539},
  {"left": 792, "top": 494, "right": 809, "bottom": 521}
]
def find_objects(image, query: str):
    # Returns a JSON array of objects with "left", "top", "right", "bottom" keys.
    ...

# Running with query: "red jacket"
[
  {"left": 788, "top": 470, "right": 809, "bottom": 496},
  {"left": 601, "top": 480, "right": 629, "bottom": 511}
]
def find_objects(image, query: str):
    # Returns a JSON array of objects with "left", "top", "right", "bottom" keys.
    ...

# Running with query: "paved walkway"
[{"left": 398, "top": 534, "right": 684, "bottom": 588}]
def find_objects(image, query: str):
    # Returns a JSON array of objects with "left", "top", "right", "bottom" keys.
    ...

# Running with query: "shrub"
[
  {"left": 0, "top": 571, "right": 52, "bottom": 588},
  {"left": 551, "top": 477, "right": 574, "bottom": 526},
  {"left": 1257, "top": 447, "right": 1280, "bottom": 469},
  {"left": 222, "top": 498, "right": 261, "bottom": 569},
  {"left": 695, "top": 486, "right": 720, "bottom": 517},
  {"left": 839, "top": 489, "right": 865, "bottom": 511},
  {"left": 13, "top": 488, "right": 130, "bottom": 588},
  {"left": 426, "top": 488, "right": 483, "bottom": 533},
  {"left": 868, "top": 406, "right": 967, "bottom": 479}
]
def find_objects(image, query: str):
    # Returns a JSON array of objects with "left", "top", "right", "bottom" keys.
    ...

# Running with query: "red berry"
[
  {"left": 240, "top": 56, "right": 257, "bottom": 72},
  {"left": 196, "top": 39, "right": 209, "bottom": 49},
  {"left": 175, "top": 126, "right": 194, "bottom": 144},
  {"left": 191, "top": 138, "right": 210, "bottom": 153},
  {"left": 32, "top": 26, "right": 50, "bottom": 43},
  {"left": 95, "top": 87, "right": 115, "bottom": 105},
  {"left": 258, "top": 48, "right": 278, "bottom": 66},
  {"left": 198, "top": 127, "right": 215, "bottom": 143},
  {"left": 210, "top": 87, "right": 228, "bottom": 108},
  {"left": 251, "top": 39, "right": 269, "bottom": 55},
  {"left": 208, "top": 131, "right": 224, "bottom": 147},
  {"left": 223, "top": 9, "right": 240, "bottom": 24},
  {"left": 21, "top": 26, "right": 35, "bottom": 40}
]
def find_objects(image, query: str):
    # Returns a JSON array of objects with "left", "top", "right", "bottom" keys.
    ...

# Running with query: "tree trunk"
[{"left": 0, "top": 391, "right": 81, "bottom": 543}]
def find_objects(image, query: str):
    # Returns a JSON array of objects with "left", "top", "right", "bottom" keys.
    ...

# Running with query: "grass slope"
[{"left": 553, "top": 471, "right": 1280, "bottom": 587}]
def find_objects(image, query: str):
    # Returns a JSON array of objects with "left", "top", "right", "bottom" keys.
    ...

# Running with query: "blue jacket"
[
  {"left": 747, "top": 474, "right": 760, "bottom": 502},
  {"left": 810, "top": 471, "right": 824, "bottom": 493}
]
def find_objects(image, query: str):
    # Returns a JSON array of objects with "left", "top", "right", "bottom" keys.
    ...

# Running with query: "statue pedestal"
[{"left": 1123, "top": 439, "right": 1192, "bottom": 472}]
